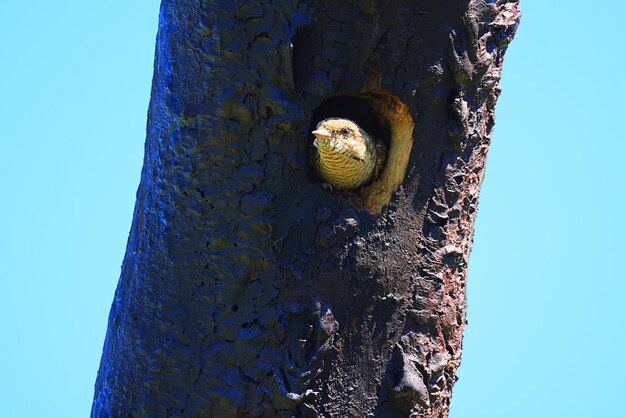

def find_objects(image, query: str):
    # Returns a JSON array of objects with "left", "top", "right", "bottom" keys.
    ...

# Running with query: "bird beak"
[{"left": 312, "top": 128, "right": 332, "bottom": 141}]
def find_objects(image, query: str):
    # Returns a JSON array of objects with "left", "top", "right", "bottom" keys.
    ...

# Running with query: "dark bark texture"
[{"left": 93, "top": 1, "right": 519, "bottom": 417}]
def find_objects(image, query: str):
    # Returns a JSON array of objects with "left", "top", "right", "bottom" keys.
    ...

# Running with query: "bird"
[{"left": 311, "top": 118, "right": 385, "bottom": 190}]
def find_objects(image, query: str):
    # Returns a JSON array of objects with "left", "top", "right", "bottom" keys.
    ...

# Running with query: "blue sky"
[{"left": 0, "top": 2, "right": 624, "bottom": 417}]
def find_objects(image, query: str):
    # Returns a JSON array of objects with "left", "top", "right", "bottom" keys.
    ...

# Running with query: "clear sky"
[{"left": 0, "top": 1, "right": 623, "bottom": 417}]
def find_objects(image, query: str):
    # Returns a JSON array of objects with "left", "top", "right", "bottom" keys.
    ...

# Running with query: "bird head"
[{"left": 311, "top": 118, "right": 367, "bottom": 157}]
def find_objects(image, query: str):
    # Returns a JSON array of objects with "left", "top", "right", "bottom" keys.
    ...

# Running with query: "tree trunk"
[{"left": 92, "top": 1, "right": 520, "bottom": 417}]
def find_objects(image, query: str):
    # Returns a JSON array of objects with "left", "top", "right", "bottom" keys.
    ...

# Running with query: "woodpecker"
[{"left": 312, "top": 118, "right": 385, "bottom": 190}]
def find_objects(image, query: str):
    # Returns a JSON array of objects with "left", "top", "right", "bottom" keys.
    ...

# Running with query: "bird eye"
[{"left": 341, "top": 127, "right": 350, "bottom": 135}]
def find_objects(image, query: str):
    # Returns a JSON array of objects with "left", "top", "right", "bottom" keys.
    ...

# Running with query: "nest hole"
[{"left": 309, "top": 92, "right": 414, "bottom": 214}]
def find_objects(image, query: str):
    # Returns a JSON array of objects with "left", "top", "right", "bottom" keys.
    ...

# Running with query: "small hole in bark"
[
  {"left": 292, "top": 24, "right": 321, "bottom": 93},
  {"left": 309, "top": 92, "right": 414, "bottom": 214}
]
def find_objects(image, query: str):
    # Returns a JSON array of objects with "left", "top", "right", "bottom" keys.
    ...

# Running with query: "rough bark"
[{"left": 93, "top": 1, "right": 520, "bottom": 417}]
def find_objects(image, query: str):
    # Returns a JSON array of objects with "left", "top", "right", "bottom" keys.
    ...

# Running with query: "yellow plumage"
[{"left": 312, "top": 118, "right": 380, "bottom": 190}]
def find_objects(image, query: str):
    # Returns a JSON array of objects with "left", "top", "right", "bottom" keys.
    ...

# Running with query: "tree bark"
[{"left": 92, "top": 1, "right": 520, "bottom": 417}]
